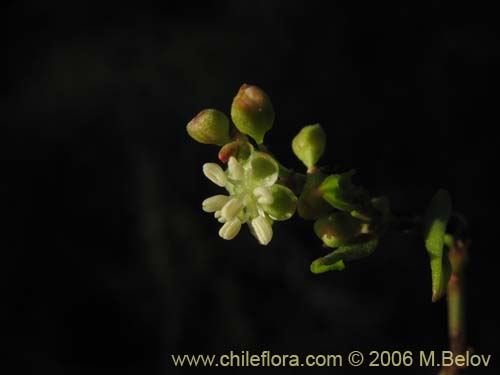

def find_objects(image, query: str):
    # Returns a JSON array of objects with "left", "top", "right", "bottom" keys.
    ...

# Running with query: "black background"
[{"left": 6, "top": 1, "right": 499, "bottom": 374}]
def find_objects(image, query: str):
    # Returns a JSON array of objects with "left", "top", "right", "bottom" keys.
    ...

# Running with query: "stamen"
[
  {"left": 250, "top": 216, "right": 273, "bottom": 245},
  {"left": 202, "top": 195, "right": 230, "bottom": 212},
  {"left": 253, "top": 187, "right": 274, "bottom": 205},
  {"left": 219, "top": 217, "right": 242, "bottom": 240},
  {"left": 221, "top": 198, "right": 244, "bottom": 221},
  {"left": 203, "top": 163, "right": 227, "bottom": 187},
  {"left": 227, "top": 156, "right": 244, "bottom": 180}
]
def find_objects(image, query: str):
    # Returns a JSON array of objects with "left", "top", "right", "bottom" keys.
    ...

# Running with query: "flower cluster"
[
  {"left": 186, "top": 83, "right": 389, "bottom": 273},
  {"left": 202, "top": 152, "right": 296, "bottom": 245}
]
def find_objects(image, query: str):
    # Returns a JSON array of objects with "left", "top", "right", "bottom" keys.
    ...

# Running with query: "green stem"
[
  {"left": 441, "top": 239, "right": 469, "bottom": 375},
  {"left": 448, "top": 278, "right": 465, "bottom": 349}
]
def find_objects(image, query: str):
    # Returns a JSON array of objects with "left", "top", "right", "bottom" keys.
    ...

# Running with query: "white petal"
[
  {"left": 227, "top": 156, "right": 244, "bottom": 180},
  {"left": 253, "top": 186, "right": 274, "bottom": 205},
  {"left": 219, "top": 217, "right": 242, "bottom": 240},
  {"left": 221, "top": 198, "right": 244, "bottom": 221},
  {"left": 202, "top": 163, "right": 227, "bottom": 187},
  {"left": 250, "top": 216, "right": 273, "bottom": 245},
  {"left": 202, "top": 195, "right": 230, "bottom": 212}
]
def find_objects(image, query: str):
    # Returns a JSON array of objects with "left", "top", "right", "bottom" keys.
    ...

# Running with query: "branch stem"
[{"left": 441, "top": 239, "right": 469, "bottom": 375}]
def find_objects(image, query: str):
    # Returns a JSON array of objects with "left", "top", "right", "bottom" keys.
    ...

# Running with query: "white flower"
[{"left": 201, "top": 152, "right": 284, "bottom": 245}]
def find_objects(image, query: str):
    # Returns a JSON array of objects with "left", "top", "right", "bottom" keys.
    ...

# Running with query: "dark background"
[{"left": 6, "top": 1, "right": 499, "bottom": 374}]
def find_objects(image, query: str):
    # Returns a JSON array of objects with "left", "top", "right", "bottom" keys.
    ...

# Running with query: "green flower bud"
[
  {"left": 231, "top": 84, "right": 275, "bottom": 144},
  {"left": 314, "top": 212, "right": 362, "bottom": 248},
  {"left": 297, "top": 172, "right": 331, "bottom": 220},
  {"left": 423, "top": 189, "right": 452, "bottom": 302},
  {"left": 262, "top": 184, "right": 297, "bottom": 221},
  {"left": 187, "top": 109, "right": 231, "bottom": 146},
  {"left": 292, "top": 124, "right": 326, "bottom": 169}
]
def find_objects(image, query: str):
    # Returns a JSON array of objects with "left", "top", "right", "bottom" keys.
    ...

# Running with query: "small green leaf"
[
  {"left": 310, "top": 259, "right": 345, "bottom": 273},
  {"left": 423, "top": 189, "right": 452, "bottom": 302},
  {"left": 319, "top": 170, "right": 363, "bottom": 212},
  {"left": 430, "top": 255, "right": 452, "bottom": 303},
  {"left": 310, "top": 236, "right": 379, "bottom": 274}
]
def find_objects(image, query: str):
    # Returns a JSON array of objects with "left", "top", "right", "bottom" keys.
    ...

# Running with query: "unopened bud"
[
  {"left": 231, "top": 84, "right": 275, "bottom": 144},
  {"left": 187, "top": 109, "right": 231, "bottom": 146},
  {"left": 292, "top": 124, "right": 326, "bottom": 169}
]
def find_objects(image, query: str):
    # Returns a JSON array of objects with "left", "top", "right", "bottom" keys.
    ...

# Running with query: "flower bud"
[
  {"left": 231, "top": 84, "right": 275, "bottom": 144},
  {"left": 187, "top": 109, "right": 231, "bottom": 146},
  {"left": 314, "top": 212, "right": 362, "bottom": 248},
  {"left": 292, "top": 124, "right": 326, "bottom": 169}
]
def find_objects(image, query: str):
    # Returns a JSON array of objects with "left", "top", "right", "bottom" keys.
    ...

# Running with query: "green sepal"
[
  {"left": 262, "top": 184, "right": 297, "bottom": 221},
  {"left": 423, "top": 189, "right": 452, "bottom": 302},
  {"left": 218, "top": 139, "right": 253, "bottom": 163},
  {"left": 310, "top": 236, "right": 379, "bottom": 274},
  {"left": 248, "top": 151, "right": 279, "bottom": 187}
]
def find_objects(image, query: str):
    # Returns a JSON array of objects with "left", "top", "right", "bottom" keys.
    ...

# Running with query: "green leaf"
[
  {"left": 319, "top": 170, "right": 363, "bottom": 212},
  {"left": 310, "top": 236, "right": 379, "bottom": 274},
  {"left": 310, "top": 259, "right": 345, "bottom": 273},
  {"left": 423, "top": 189, "right": 452, "bottom": 302}
]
